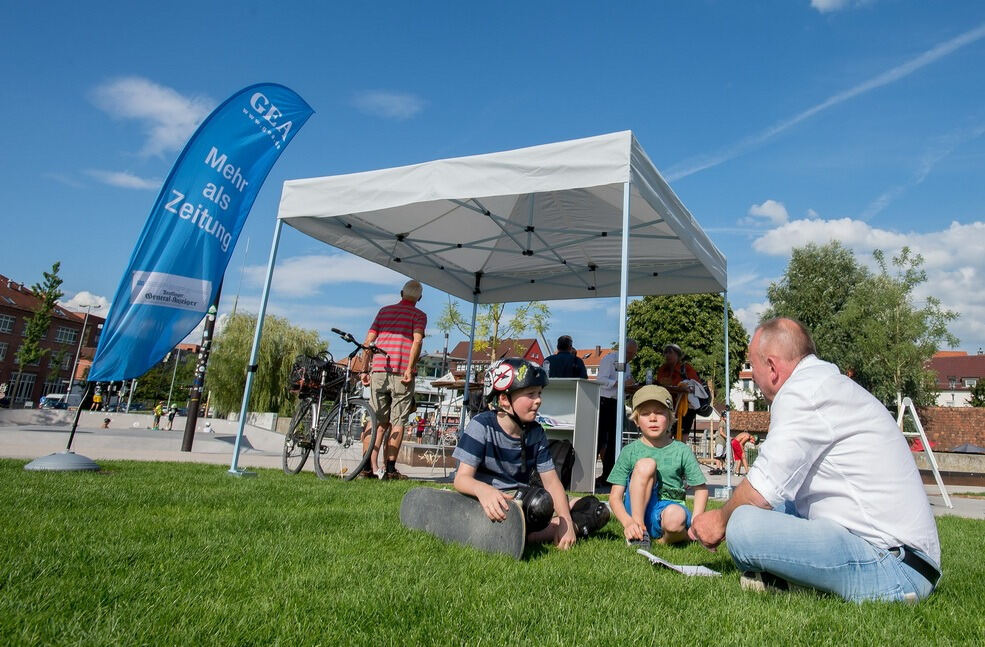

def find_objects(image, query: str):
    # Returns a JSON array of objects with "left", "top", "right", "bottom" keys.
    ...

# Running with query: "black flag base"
[{"left": 24, "top": 451, "right": 100, "bottom": 472}]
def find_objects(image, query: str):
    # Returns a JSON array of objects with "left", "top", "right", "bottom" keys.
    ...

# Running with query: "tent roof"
[{"left": 277, "top": 131, "right": 726, "bottom": 304}]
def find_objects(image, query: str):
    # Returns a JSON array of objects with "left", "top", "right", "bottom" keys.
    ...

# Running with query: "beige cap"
[{"left": 632, "top": 385, "right": 674, "bottom": 411}]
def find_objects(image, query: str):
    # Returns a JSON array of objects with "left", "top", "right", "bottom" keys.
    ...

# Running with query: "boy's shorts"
[{"left": 623, "top": 486, "right": 692, "bottom": 539}]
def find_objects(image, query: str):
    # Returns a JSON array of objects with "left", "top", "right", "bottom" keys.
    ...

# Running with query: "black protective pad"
[{"left": 400, "top": 487, "right": 526, "bottom": 560}]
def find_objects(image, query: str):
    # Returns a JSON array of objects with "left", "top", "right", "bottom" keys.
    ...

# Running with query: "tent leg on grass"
[{"left": 228, "top": 219, "right": 283, "bottom": 477}]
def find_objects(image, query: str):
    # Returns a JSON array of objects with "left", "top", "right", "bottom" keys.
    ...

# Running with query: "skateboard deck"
[{"left": 400, "top": 487, "right": 526, "bottom": 560}]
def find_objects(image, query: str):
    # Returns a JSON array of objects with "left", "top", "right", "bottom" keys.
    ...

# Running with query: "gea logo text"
[{"left": 249, "top": 92, "right": 293, "bottom": 141}]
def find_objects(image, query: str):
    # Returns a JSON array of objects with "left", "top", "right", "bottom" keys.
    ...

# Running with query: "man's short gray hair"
[
  {"left": 756, "top": 317, "right": 816, "bottom": 362},
  {"left": 401, "top": 280, "right": 423, "bottom": 301}
]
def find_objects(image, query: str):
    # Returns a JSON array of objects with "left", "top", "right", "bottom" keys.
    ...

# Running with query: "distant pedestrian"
[
  {"left": 101, "top": 418, "right": 111, "bottom": 429},
  {"left": 166, "top": 406, "right": 177, "bottom": 431},
  {"left": 90, "top": 391, "right": 103, "bottom": 412},
  {"left": 152, "top": 401, "right": 164, "bottom": 430},
  {"left": 205, "top": 422, "right": 214, "bottom": 434}
]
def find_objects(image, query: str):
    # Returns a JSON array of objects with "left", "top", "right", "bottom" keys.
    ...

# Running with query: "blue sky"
[{"left": 4, "top": 0, "right": 985, "bottom": 359}]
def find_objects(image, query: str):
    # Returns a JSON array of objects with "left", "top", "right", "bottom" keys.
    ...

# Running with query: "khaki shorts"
[{"left": 370, "top": 372, "right": 415, "bottom": 428}]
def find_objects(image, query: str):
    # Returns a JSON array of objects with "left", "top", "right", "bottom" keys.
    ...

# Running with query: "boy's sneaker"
[
  {"left": 356, "top": 468, "right": 376, "bottom": 480},
  {"left": 626, "top": 534, "right": 651, "bottom": 550},
  {"left": 382, "top": 469, "right": 408, "bottom": 481},
  {"left": 740, "top": 571, "right": 804, "bottom": 594},
  {"left": 570, "top": 496, "right": 611, "bottom": 537}
]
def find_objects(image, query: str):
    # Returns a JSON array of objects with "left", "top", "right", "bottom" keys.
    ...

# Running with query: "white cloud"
[
  {"left": 44, "top": 172, "right": 86, "bottom": 189},
  {"left": 85, "top": 169, "right": 161, "bottom": 190},
  {"left": 666, "top": 21, "right": 985, "bottom": 180},
  {"left": 734, "top": 301, "right": 769, "bottom": 335},
  {"left": 352, "top": 90, "right": 426, "bottom": 120},
  {"left": 373, "top": 292, "right": 400, "bottom": 306},
  {"left": 245, "top": 253, "right": 410, "bottom": 298},
  {"left": 752, "top": 218, "right": 985, "bottom": 351},
  {"left": 811, "top": 0, "right": 853, "bottom": 12},
  {"left": 91, "top": 77, "right": 214, "bottom": 156},
  {"left": 545, "top": 298, "right": 610, "bottom": 313},
  {"left": 743, "top": 200, "right": 789, "bottom": 226},
  {"left": 61, "top": 291, "right": 111, "bottom": 313},
  {"left": 805, "top": 208, "right": 820, "bottom": 219},
  {"left": 860, "top": 123, "right": 985, "bottom": 221}
]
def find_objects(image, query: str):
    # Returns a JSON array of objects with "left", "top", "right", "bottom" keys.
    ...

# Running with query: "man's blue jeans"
[{"left": 726, "top": 505, "right": 937, "bottom": 602}]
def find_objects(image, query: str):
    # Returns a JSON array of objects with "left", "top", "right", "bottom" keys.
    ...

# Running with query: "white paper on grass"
[{"left": 637, "top": 549, "right": 721, "bottom": 577}]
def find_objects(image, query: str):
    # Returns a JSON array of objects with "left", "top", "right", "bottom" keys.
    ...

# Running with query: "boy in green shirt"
[{"left": 608, "top": 386, "right": 709, "bottom": 547}]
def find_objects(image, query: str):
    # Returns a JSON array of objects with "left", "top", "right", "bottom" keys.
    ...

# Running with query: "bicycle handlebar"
[{"left": 331, "top": 327, "right": 388, "bottom": 356}]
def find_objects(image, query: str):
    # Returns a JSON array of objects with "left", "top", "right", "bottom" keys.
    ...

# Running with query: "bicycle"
[{"left": 281, "top": 328, "right": 385, "bottom": 480}]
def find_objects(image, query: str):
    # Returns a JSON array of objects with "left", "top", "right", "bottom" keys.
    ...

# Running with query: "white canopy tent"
[{"left": 228, "top": 131, "right": 734, "bottom": 488}]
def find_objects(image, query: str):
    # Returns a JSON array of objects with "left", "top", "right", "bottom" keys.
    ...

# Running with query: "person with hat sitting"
[
  {"left": 656, "top": 343, "right": 703, "bottom": 435},
  {"left": 607, "top": 385, "right": 708, "bottom": 548},
  {"left": 453, "top": 358, "right": 610, "bottom": 549}
]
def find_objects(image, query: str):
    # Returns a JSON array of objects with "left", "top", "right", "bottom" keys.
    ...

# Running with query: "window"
[
  {"left": 10, "top": 372, "right": 36, "bottom": 405},
  {"left": 948, "top": 376, "right": 957, "bottom": 389},
  {"left": 0, "top": 341, "right": 6, "bottom": 360},
  {"left": 61, "top": 354, "right": 71, "bottom": 370},
  {"left": 0, "top": 313, "right": 14, "bottom": 333},
  {"left": 54, "top": 327, "right": 78, "bottom": 344},
  {"left": 42, "top": 379, "right": 61, "bottom": 397},
  {"left": 965, "top": 378, "right": 978, "bottom": 388}
]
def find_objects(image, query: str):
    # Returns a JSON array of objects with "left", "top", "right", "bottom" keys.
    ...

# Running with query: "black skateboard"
[{"left": 399, "top": 487, "right": 526, "bottom": 560}]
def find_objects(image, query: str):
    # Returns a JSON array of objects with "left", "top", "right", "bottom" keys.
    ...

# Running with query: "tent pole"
[
  {"left": 461, "top": 273, "right": 481, "bottom": 430},
  {"left": 462, "top": 297, "right": 479, "bottom": 429},
  {"left": 228, "top": 218, "right": 283, "bottom": 476},
  {"left": 615, "top": 181, "right": 631, "bottom": 456},
  {"left": 724, "top": 290, "right": 732, "bottom": 493}
]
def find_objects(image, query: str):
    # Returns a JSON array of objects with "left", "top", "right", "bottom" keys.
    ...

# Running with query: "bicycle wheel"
[
  {"left": 283, "top": 400, "right": 313, "bottom": 474},
  {"left": 314, "top": 398, "right": 378, "bottom": 480}
]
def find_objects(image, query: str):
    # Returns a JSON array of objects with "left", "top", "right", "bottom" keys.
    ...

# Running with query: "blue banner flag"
[{"left": 88, "top": 84, "right": 313, "bottom": 382}]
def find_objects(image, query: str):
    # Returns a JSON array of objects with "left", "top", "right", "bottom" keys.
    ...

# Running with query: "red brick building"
[
  {"left": 0, "top": 274, "right": 104, "bottom": 407},
  {"left": 927, "top": 350, "right": 985, "bottom": 407}
]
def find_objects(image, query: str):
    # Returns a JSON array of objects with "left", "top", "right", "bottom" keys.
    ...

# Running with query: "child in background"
[{"left": 608, "top": 385, "right": 708, "bottom": 547}]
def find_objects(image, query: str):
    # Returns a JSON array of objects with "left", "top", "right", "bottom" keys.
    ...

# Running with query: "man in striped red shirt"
[{"left": 359, "top": 280, "right": 427, "bottom": 480}]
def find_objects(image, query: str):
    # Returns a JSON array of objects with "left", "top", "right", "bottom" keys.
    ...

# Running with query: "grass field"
[{"left": 1, "top": 459, "right": 984, "bottom": 646}]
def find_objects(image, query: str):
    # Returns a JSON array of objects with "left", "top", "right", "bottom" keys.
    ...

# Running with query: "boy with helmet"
[
  {"left": 608, "top": 385, "right": 709, "bottom": 548},
  {"left": 452, "top": 358, "right": 609, "bottom": 549}
]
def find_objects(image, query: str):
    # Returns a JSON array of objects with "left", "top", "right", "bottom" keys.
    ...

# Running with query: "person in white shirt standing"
[
  {"left": 594, "top": 339, "right": 637, "bottom": 488},
  {"left": 690, "top": 318, "right": 941, "bottom": 602}
]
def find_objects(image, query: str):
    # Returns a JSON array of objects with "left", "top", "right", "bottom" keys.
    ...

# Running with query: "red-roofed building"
[
  {"left": 448, "top": 338, "right": 544, "bottom": 375},
  {"left": 575, "top": 346, "right": 616, "bottom": 380},
  {"left": 927, "top": 350, "right": 985, "bottom": 407},
  {"left": 0, "top": 273, "right": 105, "bottom": 407}
]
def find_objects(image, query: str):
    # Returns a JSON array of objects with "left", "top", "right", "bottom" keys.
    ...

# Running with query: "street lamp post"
[{"left": 66, "top": 304, "right": 100, "bottom": 406}]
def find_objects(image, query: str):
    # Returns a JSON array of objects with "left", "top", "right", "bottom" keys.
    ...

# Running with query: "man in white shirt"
[
  {"left": 594, "top": 339, "right": 637, "bottom": 487},
  {"left": 690, "top": 318, "right": 941, "bottom": 602}
]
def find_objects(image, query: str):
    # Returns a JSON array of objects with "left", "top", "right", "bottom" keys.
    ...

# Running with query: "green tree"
[
  {"left": 626, "top": 293, "right": 748, "bottom": 403},
  {"left": 763, "top": 241, "right": 870, "bottom": 365},
  {"left": 437, "top": 298, "right": 551, "bottom": 358},
  {"left": 839, "top": 247, "right": 958, "bottom": 408},
  {"left": 133, "top": 351, "right": 197, "bottom": 406},
  {"left": 207, "top": 312, "right": 326, "bottom": 416},
  {"left": 11, "top": 263, "right": 63, "bottom": 404},
  {"left": 969, "top": 380, "right": 985, "bottom": 408}
]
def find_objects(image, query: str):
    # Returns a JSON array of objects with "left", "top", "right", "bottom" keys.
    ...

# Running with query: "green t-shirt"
[{"left": 607, "top": 439, "right": 706, "bottom": 502}]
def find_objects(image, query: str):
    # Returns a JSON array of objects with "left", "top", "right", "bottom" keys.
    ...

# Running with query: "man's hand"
[
  {"left": 400, "top": 367, "right": 414, "bottom": 384},
  {"left": 622, "top": 519, "right": 647, "bottom": 542},
  {"left": 554, "top": 517, "right": 577, "bottom": 550},
  {"left": 360, "top": 372, "right": 370, "bottom": 387},
  {"left": 476, "top": 487, "right": 512, "bottom": 522},
  {"left": 688, "top": 509, "right": 727, "bottom": 550}
]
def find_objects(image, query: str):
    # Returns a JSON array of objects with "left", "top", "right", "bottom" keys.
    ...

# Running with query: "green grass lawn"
[{"left": 1, "top": 459, "right": 984, "bottom": 646}]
